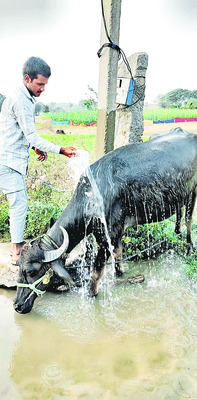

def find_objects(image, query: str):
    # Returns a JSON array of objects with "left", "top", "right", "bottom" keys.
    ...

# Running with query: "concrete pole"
[
  {"left": 114, "top": 52, "right": 148, "bottom": 148},
  {"left": 96, "top": 0, "right": 122, "bottom": 160}
]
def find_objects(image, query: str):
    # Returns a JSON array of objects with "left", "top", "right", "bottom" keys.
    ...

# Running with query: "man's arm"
[
  {"left": 32, "top": 146, "right": 77, "bottom": 161},
  {"left": 14, "top": 99, "right": 77, "bottom": 158},
  {"left": 14, "top": 101, "right": 61, "bottom": 154},
  {"left": 60, "top": 146, "right": 77, "bottom": 157}
]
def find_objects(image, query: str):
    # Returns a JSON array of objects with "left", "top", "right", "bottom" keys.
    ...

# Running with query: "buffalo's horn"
[
  {"left": 43, "top": 226, "right": 69, "bottom": 263},
  {"left": 51, "top": 262, "right": 75, "bottom": 286}
]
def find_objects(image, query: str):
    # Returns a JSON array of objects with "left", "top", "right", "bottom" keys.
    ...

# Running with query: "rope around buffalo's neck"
[{"left": 17, "top": 268, "right": 54, "bottom": 296}]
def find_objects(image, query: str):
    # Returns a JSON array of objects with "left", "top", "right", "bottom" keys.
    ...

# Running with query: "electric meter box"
[{"left": 116, "top": 78, "right": 135, "bottom": 106}]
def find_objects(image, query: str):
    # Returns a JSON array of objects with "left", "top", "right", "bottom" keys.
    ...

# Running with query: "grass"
[
  {"left": 143, "top": 108, "right": 197, "bottom": 121},
  {"left": 181, "top": 220, "right": 197, "bottom": 278},
  {"left": 41, "top": 132, "right": 96, "bottom": 160},
  {"left": 41, "top": 110, "right": 97, "bottom": 124},
  {"left": 35, "top": 120, "right": 96, "bottom": 160}
]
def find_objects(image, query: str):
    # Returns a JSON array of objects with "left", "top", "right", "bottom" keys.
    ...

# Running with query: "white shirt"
[{"left": 0, "top": 83, "right": 61, "bottom": 175}]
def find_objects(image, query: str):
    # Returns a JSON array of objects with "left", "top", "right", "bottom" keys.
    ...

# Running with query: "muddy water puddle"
[{"left": 1, "top": 253, "right": 197, "bottom": 399}]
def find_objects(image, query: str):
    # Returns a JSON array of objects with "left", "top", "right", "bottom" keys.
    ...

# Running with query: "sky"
[{"left": 0, "top": 0, "right": 196, "bottom": 105}]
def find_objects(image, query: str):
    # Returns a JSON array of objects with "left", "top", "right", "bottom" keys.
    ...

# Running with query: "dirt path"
[
  {"left": 143, "top": 121, "right": 197, "bottom": 137},
  {"left": 37, "top": 117, "right": 197, "bottom": 138}
]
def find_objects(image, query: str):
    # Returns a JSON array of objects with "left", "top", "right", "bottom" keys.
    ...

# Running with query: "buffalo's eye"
[
  {"left": 25, "top": 261, "right": 42, "bottom": 275},
  {"left": 27, "top": 269, "right": 37, "bottom": 278},
  {"left": 32, "top": 262, "right": 43, "bottom": 271}
]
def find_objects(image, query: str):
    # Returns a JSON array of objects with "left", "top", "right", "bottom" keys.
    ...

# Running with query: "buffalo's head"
[{"left": 13, "top": 227, "right": 72, "bottom": 314}]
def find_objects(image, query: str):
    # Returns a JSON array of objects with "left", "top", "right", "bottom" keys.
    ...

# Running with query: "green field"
[
  {"left": 143, "top": 108, "right": 197, "bottom": 121},
  {"left": 41, "top": 108, "right": 197, "bottom": 124},
  {"left": 42, "top": 110, "right": 97, "bottom": 124}
]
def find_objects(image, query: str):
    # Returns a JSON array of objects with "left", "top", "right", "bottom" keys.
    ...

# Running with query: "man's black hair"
[{"left": 23, "top": 57, "right": 51, "bottom": 80}]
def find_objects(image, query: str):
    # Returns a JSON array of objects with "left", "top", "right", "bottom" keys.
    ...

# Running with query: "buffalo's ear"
[
  {"left": 50, "top": 217, "right": 55, "bottom": 228},
  {"left": 51, "top": 260, "right": 75, "bottom": 286}
]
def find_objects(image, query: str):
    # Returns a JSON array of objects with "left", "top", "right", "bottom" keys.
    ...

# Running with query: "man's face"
[{"left": 24, "top": 74, "right": 49, "bottom": 97}]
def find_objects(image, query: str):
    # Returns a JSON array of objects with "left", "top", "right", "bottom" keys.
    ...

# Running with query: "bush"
[
  {"left": 0, "top": 202, "right": 9, "bottom": 238},
  {"left": 24, "top": 201, "right": 65, "bottom": 239},
  {"left": 0, "top": 191, "right": 69, "bottom": 240},
  {"left": 122, "top": 220, "right": 185, "bottom": 260}
]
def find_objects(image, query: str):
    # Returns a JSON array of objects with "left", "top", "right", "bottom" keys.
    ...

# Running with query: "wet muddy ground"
[{"left": 1, "top": 254, "right": 197, "bottom": 400}]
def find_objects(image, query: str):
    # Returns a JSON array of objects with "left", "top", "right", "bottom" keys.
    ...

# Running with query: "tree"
[
  {"left": 156, "top": 88, "right": 197, "bottom": 108},
  {"left": 43, "top": 105, "right": 50, "bottom": 113},
  {"left": 84, "top": 85, "right": 98, "bottom": 110},
  {"left": 35, "top": 102, "right": 43, "bottom": 115},
  {"left": 68, "top": 103, "right": 74, "bottom": 111},
  {"left": 185, "top": 98, "right": 197, "bottom": 109},
  {"left": 0, "top": 93, "right": 5, "bottom": 111},
  {"left": 83, "top": 99, "right": 94, "bottom": 110},
  {"left": 87, "top": 85, "right": 98, "bottom": 101},
  {"left": 157, "top": 94, "right": 167, "bottom": 108},
  {"left": 190, "top": 90, "right": 197, "bottom": 99}
]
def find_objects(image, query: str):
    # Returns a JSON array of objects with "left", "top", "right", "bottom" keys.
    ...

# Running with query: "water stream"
[
  {"left": 1, "top": 253, "right": 197, "bottom": 399},
  {"left": 67, "top": 150, "right": 115, "bottom": 295}
]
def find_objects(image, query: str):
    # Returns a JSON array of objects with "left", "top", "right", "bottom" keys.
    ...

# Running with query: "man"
[{"left": 0, "top": 56, "right": 77, "bottom": 263}]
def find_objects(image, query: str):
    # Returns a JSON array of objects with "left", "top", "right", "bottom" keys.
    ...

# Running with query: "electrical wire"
[
  {"left": 100, "top": 0, "right": 111, "bottom": 43},
  {"left": 25, "top": 176, "right": 72, "bottom": 193},
  {"left": 98, "top": 0, "right": 146, "bottom": 108},
  {"left": 98, "top": 0, "right": 133, "bottom": 80}
]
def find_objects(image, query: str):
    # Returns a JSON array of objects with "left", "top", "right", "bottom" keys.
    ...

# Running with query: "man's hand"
[
  {"left": 34, "top": 148, "right": 48, "bottom": 162},
  {"left": 60, "top": 146, "right": 77, "bottom": 158}
]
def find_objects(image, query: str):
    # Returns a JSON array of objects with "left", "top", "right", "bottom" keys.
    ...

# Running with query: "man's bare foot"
[{"left": 11, "top": 242, "right": 26, "bottom": 263}]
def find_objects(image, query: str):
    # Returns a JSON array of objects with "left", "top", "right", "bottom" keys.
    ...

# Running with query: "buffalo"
[{"left": 14, "top": 128, "right": 197, "bottom": 313}]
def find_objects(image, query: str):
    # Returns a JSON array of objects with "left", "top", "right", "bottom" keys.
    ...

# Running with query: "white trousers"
[{"left": 0, "top": 166, "right": 28, "bottom": 243}]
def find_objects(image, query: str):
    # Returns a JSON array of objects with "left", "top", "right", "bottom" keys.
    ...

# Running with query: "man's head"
[{"left": 23, "top": 56, "right": 51, "bottom": 97}]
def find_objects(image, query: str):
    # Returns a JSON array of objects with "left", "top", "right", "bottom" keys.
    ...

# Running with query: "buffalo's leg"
[
  {"left": 113, "top": 238, "right": 124, "bottom": 276},
  {"left": 90, "top": 241, "right": 111, "bottom": 296},
  {"left": 89, "top": 219, "right": 111, "bottom": 296},
  {"left": 175, "top": 204, "right": 184, "bottom": 235},
  {"left": 185, "top": 188, "right": 197, "bottom": 254}
]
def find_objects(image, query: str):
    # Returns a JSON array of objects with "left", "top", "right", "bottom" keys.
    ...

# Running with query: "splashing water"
[
  {"left": 67, "top": 149, "right": 90, "bottom": 188},
  {"left": 85, "top": 163, "right": 115, "bottom": 302},
  {"left": 67, "top": 150, "right": 115, "bottom": 298}
]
